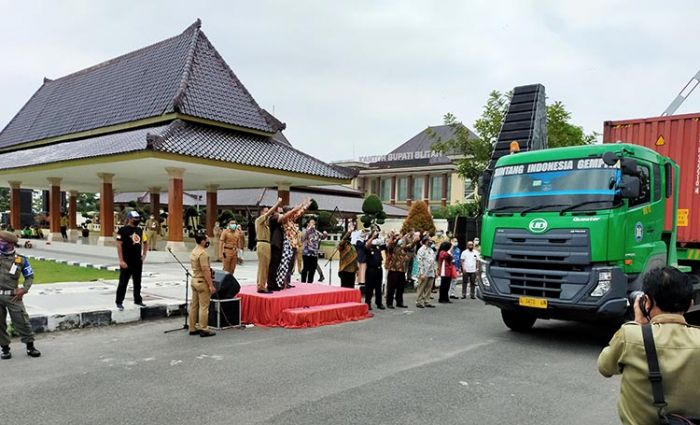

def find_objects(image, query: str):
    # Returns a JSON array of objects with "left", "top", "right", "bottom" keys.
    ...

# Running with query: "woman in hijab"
[{"left": 436, "top": 241, "right": 454, "bottom": 304}]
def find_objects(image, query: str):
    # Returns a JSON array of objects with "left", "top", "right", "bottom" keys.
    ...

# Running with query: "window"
[
  {"left": 413, "top": 178, "right": 424, "bottom": 201},
  {"left": 430, "top": 176, "right": 442, "bottom": 201},
  {"left": 397, "top": 177, "right": 408, "bottom": 201},
  {"left": 629, "top": 165, "right": 651, "bottom": 208},
  {"left": 380, "top": 178, "right": 392, "bottom": 202}
]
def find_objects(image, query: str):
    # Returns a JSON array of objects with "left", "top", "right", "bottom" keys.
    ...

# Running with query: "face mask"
[
  {"left": 204, "top": 241, "right": 211, "bottom": 248},
  {"left": 229, "top": 224, "right": 237, "bottom": 230}
]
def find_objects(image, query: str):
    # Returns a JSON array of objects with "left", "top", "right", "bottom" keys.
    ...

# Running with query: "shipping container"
[{"left": 603, "top": 113, "right": 700, "bottom": 244}]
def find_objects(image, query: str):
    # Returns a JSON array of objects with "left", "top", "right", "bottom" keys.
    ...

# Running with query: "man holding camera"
[{"left": 598, "top": 267, "right": 700, "bottom": 424}]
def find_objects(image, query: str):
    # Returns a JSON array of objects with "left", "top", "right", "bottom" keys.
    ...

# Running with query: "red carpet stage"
[{"left": 237, "top": 284, "right": 372, "bottom": 329}]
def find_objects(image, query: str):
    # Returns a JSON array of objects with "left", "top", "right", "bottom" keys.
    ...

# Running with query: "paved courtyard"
[{"left": 3, "top": 292, "right": 620, "bottom": 425}]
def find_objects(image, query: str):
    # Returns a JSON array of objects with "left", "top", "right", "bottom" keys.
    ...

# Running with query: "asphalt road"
[{"left": 3, "top": 294, "right": 622, "bottom": 425}]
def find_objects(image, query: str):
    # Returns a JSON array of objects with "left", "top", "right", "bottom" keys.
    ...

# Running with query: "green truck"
[{"left": 478, "top": 135, "right": 700, "bottom": 331}]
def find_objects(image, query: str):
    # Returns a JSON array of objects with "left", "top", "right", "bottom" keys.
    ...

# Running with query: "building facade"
[{"left": 335, "top": 125, "right": 476, "bottom": 211}]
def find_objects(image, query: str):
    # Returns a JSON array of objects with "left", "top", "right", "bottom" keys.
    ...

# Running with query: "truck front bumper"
[{"left": 478, "top": 262, "right": 628, "bottom": 321}]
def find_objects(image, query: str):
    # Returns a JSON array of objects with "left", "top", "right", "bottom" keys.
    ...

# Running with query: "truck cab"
[{"left": 478, "top": 143, "right": 678, "bottom": 331}]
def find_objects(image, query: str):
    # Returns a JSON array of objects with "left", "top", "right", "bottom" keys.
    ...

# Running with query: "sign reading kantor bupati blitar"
[{"left": 359, "top": 150, "right": 442, "bottom": 163}]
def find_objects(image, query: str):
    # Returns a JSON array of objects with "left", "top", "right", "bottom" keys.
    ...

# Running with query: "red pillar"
[
  {"left": 47, "top": 177, "right": 62, "bottom": 235},
  {"left": 407, "top": 175, "right": 413, "bottom": 207},
  {"left": 68, "top": 191, "right": 78, "bottom": 229},
  {"left": 166, "top": 168, "right": 185, "bottom": 249},
  {"left": 9, "top": 181, "right": 21, "bottom": 230},
  {"left": 98, "top": 173, "right": 114, "bottom": 241},
  {"left": 206, "top": 184, "right": 219, "bottom": 237},
  {"left": 390, "top": 176, "right": 397, "bottom": 205}
]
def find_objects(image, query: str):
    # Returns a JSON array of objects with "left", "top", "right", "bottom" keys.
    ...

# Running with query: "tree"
[
  {"left": 360, "top": 195, "right": 386, "bottom": 230},
  {"left": 401, "top": 201, "right": 436, "bottom": 235},
  {"left": 316, "top": 210, "right": 340, "bottom": 233},
  {"left": 547, "top": 101, "right": 597, "bottom": 148},
  {"left": 76, "top": 193, "right": 98, "bottom": 215},
  {"left": 0, "top": 188, "right": 9, "bottom": 212}
]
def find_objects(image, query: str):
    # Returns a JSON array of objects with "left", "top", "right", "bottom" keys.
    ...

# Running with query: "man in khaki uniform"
[
  {"left": 144, "top": 215, "right": 161, "bottom": 251},
  {"left": 255, "top": 198, "right": 283, "bottom": 294},
  {"left": 189, "top": 232, "right": 216, "bottom": 337},
  {"left": 598, "top": 267, "right": 700, "bottom": 424},
  {"left": 0, "top": 231, "right": 41, "bottom": 359},
  {"left": 218, "top": 220, "right": 245, "bottom": 274}
]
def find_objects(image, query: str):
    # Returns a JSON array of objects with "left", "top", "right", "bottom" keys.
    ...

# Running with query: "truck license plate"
[{"left": 518, "top": 297, "right": 548, "bottom": 309}]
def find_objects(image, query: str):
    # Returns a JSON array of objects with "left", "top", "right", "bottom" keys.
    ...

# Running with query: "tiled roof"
[
  {"left": 0, "top": 120, "right": 352, "bottom": 180},
  {"left": 370, "top": 125, "right": 475, "bottom": 168},
  {"left": 0, "top": 20, "right": 277, "bottom": 150},
  {"left": 149, "top": 121, "right": 350, "bottom": 179},
  {"left": 0, "top": 126, "right": 155, "bottom": 169}
]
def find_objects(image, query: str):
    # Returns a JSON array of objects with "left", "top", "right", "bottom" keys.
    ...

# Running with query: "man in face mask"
[
  {"left": 115, "top": 211, "right": 148, "bottom": 310},
  {"left": 460, "top": 241, "right": 480, "bottom": 299},
  {"left": 189, "top": 232, "right": 216, "bottom": 337},
  {"left": 0, "top": 231, "right": 41, "bottom": 359},
  {"left": 144, "top": 214, "right": 161, "bottom": 252},
  {"left": 219, "top": 219, "right": 244, "bottom": 274}
]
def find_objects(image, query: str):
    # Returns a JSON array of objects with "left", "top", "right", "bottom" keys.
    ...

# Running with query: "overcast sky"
[{"left": 2, "top": 1, "right": 700, "bottom": 162}]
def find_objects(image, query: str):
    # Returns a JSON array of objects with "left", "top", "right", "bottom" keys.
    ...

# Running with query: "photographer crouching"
[
  {"left": 598, "top": 267, "right": 700, "bottom": 424},
  {"left": 0, "top": 231, "right": 41, "bottom": 359}
]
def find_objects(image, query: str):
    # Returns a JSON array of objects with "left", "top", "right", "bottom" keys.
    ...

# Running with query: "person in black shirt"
[
  {"left": 364, "top": 231, "right": 386, "bottom": 310},
  {"left": 115, "top": 211, "right": 148, "bottom": 310}
]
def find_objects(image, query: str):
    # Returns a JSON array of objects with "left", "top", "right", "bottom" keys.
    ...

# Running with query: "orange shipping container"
[{"left": 603, "top": 113, "right": 700, "bottom": 243}]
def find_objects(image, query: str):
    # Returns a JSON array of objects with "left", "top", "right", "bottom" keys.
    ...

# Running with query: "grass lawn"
[{"left": 28, "top": 259, "right": 119, "bottom": 284}]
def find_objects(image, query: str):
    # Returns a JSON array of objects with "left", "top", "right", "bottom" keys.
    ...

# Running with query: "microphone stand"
[{"left": 164, "top": 247, "right": 191, "bottom": 334}]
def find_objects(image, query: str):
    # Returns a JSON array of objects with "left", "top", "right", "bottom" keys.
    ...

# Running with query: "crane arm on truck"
[{"left": 661, "top": 69, "right": 700, "bottom": 116}]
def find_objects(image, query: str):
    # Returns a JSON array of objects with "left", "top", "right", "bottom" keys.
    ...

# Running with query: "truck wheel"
[{"left": 501, "top": 309, "right": 537, "bottom": 332}]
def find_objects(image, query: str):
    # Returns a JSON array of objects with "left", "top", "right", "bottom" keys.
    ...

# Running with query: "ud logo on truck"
[{"left": 528, "top": 218, "right": 548, "bottom": 233}]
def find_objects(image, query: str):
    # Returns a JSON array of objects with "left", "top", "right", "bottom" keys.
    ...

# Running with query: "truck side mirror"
[
  {"left": 620, "top": 175, "right": 641, "bottom": 199},
  {"left": 602, "top": 151, "right": 619, "bottom": 166},
  {"left": 621, "top": 158, "right": 638, "bottom": 176}
]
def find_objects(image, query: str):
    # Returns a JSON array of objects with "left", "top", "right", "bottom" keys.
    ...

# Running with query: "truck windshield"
[{"left": 488, "top": 162, "right": 621, "bottom": 212}]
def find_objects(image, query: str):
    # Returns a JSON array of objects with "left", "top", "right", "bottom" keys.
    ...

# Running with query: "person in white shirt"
[{"left": 460, "top": 240, "right": 480, "bottom": 299}]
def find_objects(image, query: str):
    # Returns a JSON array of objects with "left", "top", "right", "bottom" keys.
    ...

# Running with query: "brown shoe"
[{"left": 200, "top": 330, "right": 216, "bottom": 338}]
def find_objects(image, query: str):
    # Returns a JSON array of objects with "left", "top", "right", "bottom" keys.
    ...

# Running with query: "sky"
[{"left": 2, "top": 0, "right": 700, "bottom": 162}]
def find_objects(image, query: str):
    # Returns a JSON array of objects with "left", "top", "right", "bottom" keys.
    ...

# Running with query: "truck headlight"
[
  {"left": 591, "top": 280, "right": 611, "bottom": 297},
  {"left": 481, "top": 271, "right": 491, "bottom": 287}
]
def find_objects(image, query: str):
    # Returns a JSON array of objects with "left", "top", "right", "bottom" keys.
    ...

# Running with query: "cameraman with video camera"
[{"left": 598, "top": 266, "right": 700, "bottom": 424}]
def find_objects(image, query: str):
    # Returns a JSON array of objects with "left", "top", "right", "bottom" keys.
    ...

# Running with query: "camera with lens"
[{"left": 629, "top": 290, "right": 644, "bottom": 307}]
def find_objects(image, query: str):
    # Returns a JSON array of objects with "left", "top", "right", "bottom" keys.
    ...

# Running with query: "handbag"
[{"left": 641, "top": 324, "right": 699, "bottom": 425}]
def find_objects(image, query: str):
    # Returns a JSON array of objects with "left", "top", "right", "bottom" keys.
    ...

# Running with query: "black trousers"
[
  {"left": 386, "top": 270, "right": 406, "bottom": 307},
  {"left": 116, "top": 261, "right": 143, "bottom": 304},
  {"left": 301, "top": 255, "right": 318, "bottom": 283},
  {"left": 439, "top": 276, "right": 451, "bottom": 302},
  {"left": 365, "top": 267, "right": 383, "bottom": 307},
  {"left": 338, "top": 271, "right": 356, "bottom": 288},
  {"left": 60, "top": 226, "right": 68, "bottom": 239},
  {"left": 268, "top": 245, "right": 282, "bottom": 289}
]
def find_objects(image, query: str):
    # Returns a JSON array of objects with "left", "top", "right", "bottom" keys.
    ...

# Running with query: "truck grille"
[{"left": 491, "top": 229, "right": 592, "bottom": 300}]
